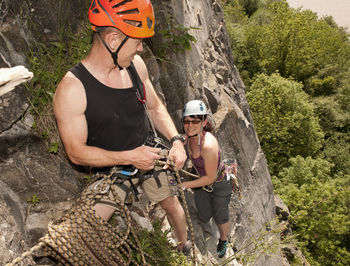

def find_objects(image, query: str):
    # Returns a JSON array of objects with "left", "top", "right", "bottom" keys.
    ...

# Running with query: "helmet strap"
[{"left": 98, "top": 33, "right": 129, "bottom": 70}]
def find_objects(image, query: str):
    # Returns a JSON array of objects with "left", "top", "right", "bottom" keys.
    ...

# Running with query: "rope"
[
  {"left": 165, "top": 160, "right": 198, "bottom": 265},
  {"left": 5, "top": 170, "right": 156, "bottom": 266},
  {"left": 5, "top": 158, "right": 199, "bottom": 266}
]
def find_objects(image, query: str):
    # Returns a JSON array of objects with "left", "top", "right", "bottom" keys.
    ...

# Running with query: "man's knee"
[
  {"left": 93, "top": 203, "right": 116, "bottom": 221},
  {"left": 159, "top": 196, "right": 182, "bottom": 214}
]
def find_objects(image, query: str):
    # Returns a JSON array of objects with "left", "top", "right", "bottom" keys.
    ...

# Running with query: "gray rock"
[{"left": 0, "top": 0, "right": 292, "bottom": 265}]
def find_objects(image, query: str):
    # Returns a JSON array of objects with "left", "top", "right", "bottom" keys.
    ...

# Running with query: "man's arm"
[
  {"left": 133, "top": 55, "right": 186, "bottom": 169},
  {"left": 53, "top": 72, "right": 160, "bottom": 169}
]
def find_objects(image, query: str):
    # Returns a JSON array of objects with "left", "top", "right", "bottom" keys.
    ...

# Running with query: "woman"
[{"left": 181, "top": 100, "right": 232, "bottom": 258}]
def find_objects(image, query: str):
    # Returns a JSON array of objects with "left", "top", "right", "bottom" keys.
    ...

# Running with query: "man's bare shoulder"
[
  {"left": 55, "top": 72, "right": 85, "bottom": 98},
  {"left": 132, "top": 55, "right": 148, "bottom": 82},
  {"left": 54, "top": 71, "right": 86, "bottom": 114}
]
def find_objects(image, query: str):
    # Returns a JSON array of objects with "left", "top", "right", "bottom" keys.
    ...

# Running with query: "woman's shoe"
[{"left": 216, "top": 239, "right": 228, "bottom": 258}]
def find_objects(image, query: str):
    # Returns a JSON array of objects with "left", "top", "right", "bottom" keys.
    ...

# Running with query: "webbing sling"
[
  {"left": 125, "top": 62, "right": 163, "bottom": 188},
  {"left": 126, "top": 62, "right": 158, "bottom": 138}
]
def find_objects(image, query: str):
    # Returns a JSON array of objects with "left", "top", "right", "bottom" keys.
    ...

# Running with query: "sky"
[{"left": 287, "top": 0, "right": 350, "bottom": 31}]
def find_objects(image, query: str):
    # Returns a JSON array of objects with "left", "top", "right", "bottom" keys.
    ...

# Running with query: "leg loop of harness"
[
  {"left": 140, "top": 169, "right": 163, "bottom": 188},
  {"left": 93, "top": 166, "right": 141, "bottom": 204}
]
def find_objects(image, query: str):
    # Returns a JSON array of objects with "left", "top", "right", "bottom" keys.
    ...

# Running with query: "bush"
[{"left": 247, "top": 73, "right": 324, "bottom": 175}]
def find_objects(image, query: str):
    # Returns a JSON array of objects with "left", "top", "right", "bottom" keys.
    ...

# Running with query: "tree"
[
  {"left": 323, "top": 132, "right": 350, "bottom": 175},
  {"left": 273, "top": 156, "right": 350, "bottom": 266},
  {"left": 247, "top": 73, "right": 324, "bottom": 175},
  {"left": 227, "top": 1, "right": 350, "bottom": 94}
]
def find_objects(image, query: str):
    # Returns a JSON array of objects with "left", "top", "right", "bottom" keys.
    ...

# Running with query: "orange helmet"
[{"left": 88, "top": 0, "right": 155, "bottom": 38}]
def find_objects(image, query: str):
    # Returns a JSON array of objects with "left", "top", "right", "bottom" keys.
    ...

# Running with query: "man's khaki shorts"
[
  {"left": 142, "top": 167, "right": 177, "bottom": 203},
  {"left": 84, "top": 165, "right": 178, "bottom": 211}
]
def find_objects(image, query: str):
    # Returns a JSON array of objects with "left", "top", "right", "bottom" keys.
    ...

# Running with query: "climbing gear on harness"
[
  {"left": 93, "top": 166, "right": 141, "bottom": 203},
  {"left": 93, "top": 163, "right": 168, "bottom": 204},
  {"left": 88, "top": 0, "right": 155, "bottom": 38},
  {"left": 217, "top": 159, "right": 242, "bottom": 198},
  {"left": 144, "top": 134, "right": 171, "bottom": 150},
  {"left": 202, "top": 185, "right": 214, "bottom": 193}
]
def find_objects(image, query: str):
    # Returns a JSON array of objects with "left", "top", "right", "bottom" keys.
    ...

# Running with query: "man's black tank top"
[{"left": 69, "top": 62, "right": 150, "bottom": 151}]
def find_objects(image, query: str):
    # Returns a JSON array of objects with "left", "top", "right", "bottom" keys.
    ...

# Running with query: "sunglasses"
[{"left": 183, "top": 120, "right": 202, "bottom": 125}]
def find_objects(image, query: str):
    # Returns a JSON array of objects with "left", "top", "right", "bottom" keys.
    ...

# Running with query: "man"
[{"left": 53, "top": 0, "right": 189, "bottom": 252}]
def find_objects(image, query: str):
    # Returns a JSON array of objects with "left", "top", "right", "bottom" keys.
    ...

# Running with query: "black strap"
[
  {"left": 127, "top": 62, "right": 145, "bottom": 103},
  {"left": 128, "top": 179, "right": 140, "bottom": 200},
  {"left": 152, "top": 170, "right": 162, "bottom": 188}
]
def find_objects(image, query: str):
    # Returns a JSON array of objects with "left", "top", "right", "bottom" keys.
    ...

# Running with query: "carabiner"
[{"left": 202, "top": 185, "right": 213, "bottom": 193}]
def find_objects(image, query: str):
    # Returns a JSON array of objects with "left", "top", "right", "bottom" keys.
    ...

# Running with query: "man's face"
[{"left": 117, "top": 37, "right": 143, "bottom": 68}]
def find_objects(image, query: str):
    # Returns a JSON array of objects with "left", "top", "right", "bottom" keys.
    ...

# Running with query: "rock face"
[{"left": 0, "top": 0, "right": 281, "bottom": 265}]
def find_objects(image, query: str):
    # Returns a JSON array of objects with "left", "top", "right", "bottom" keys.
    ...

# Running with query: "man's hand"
[
  {"left": 131, "top": 146, "right": 161, "bottom": 170},
  {"left": 168, "top": 141, "right": 187, "bottom": 170}
]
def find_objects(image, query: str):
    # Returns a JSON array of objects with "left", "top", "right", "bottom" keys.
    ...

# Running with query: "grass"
[{"left": 24, "top": 21, "right": 92, "bottom": 159}]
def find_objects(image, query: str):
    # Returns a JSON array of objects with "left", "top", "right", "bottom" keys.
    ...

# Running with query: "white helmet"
[{"left": 183, "top": 100, "right": 208, "bottom": 117}]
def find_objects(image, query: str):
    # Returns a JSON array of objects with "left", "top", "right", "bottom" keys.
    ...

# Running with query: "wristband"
[{"left": 170, "top": 134, "right": 185, "bottom": 145}]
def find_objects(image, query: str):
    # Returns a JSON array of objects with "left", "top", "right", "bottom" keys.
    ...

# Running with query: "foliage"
[
  {"left": 25, "top": 22, "right": 92, "bottom": 155},
  {"left": 223, "top": 0, "right": 249, "bottom": 24},
  {"left": 157, "top": 14, "right": 197, "bottom": 58},
  {"left": 312, "top": 96, "right": 350, "bottom": 134},
  {"left": 226, "top": 1, "right": 350, "bottom": 93},
  {"left": 219, "top": 217, "right": 297, "bottom": 265},
  {"left": 322, "top": 132, "right": 350, "bottom": 175},
  {"left": 26, "top": 194, "right": 40, "bottom": 207},
  {"left": 26, "top": 22, "right": 92, "bottom": 115},
  {"left": 224, "top": 0, "right": 350, "bottom": 263},
  {"left": 48, "top": 142, "right": 59, "bottom": 154},
  {"left": 134, "top": 220, "right": 191, "bottom": 265},
  {"left": 247, "top": 73, "right": 324, "bottom": 175},
  {"left": 273, "top": 156, "right": 350, "bottom": 265}
]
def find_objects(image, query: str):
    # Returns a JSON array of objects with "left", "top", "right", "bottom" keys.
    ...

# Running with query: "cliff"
[{"left": 0, "top": 0, "right": 283, "bottom": 265}]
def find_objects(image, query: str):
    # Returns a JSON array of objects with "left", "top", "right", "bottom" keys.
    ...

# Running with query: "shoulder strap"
[
  {"left": 127, "top": 61, "right": 146, "bottom": 103},
  {"left": 126, "top": 62, "right": 158, "bottom": 138},
  {"left": 186, "top": 141, "right": 201, "bottom": 177}
]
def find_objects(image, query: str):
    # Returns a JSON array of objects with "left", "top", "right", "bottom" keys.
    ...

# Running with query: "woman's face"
[{"left": 183, "top": 116, "right": 206, "bottom": 137}]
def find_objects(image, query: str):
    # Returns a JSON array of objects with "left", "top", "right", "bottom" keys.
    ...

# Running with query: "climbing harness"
[{"left": 6, "top": 157, "right": 199, "bottom": 265}]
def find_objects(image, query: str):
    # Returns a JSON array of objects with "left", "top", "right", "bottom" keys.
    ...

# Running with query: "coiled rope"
[
  {"left": 5, "top": 158, "right": 199, "bottom": 266},
  {"left": 6, "top": 169, "right": 154, "bottom": 266}
]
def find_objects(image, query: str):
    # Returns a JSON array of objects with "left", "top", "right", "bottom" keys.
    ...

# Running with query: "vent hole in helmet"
[
  {"left": 117, "top": 8, "right": 139, "bottom": 15},
  {"left": 92, "top": 8, "right": 100, "bottom": 14},
  {"left": 147, "top": 17, "right": 152, "bottom": 29},
  {"left": 124, "top": 19, "right": 142, "bottom": 27},
  {"left": 113, "top": 0, "right": 133, "bottom": 9}
]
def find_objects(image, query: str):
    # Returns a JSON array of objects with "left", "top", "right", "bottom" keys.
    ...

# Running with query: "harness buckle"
[{"left": 202, "top": 184, "right": 213, "bottom": 193}]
